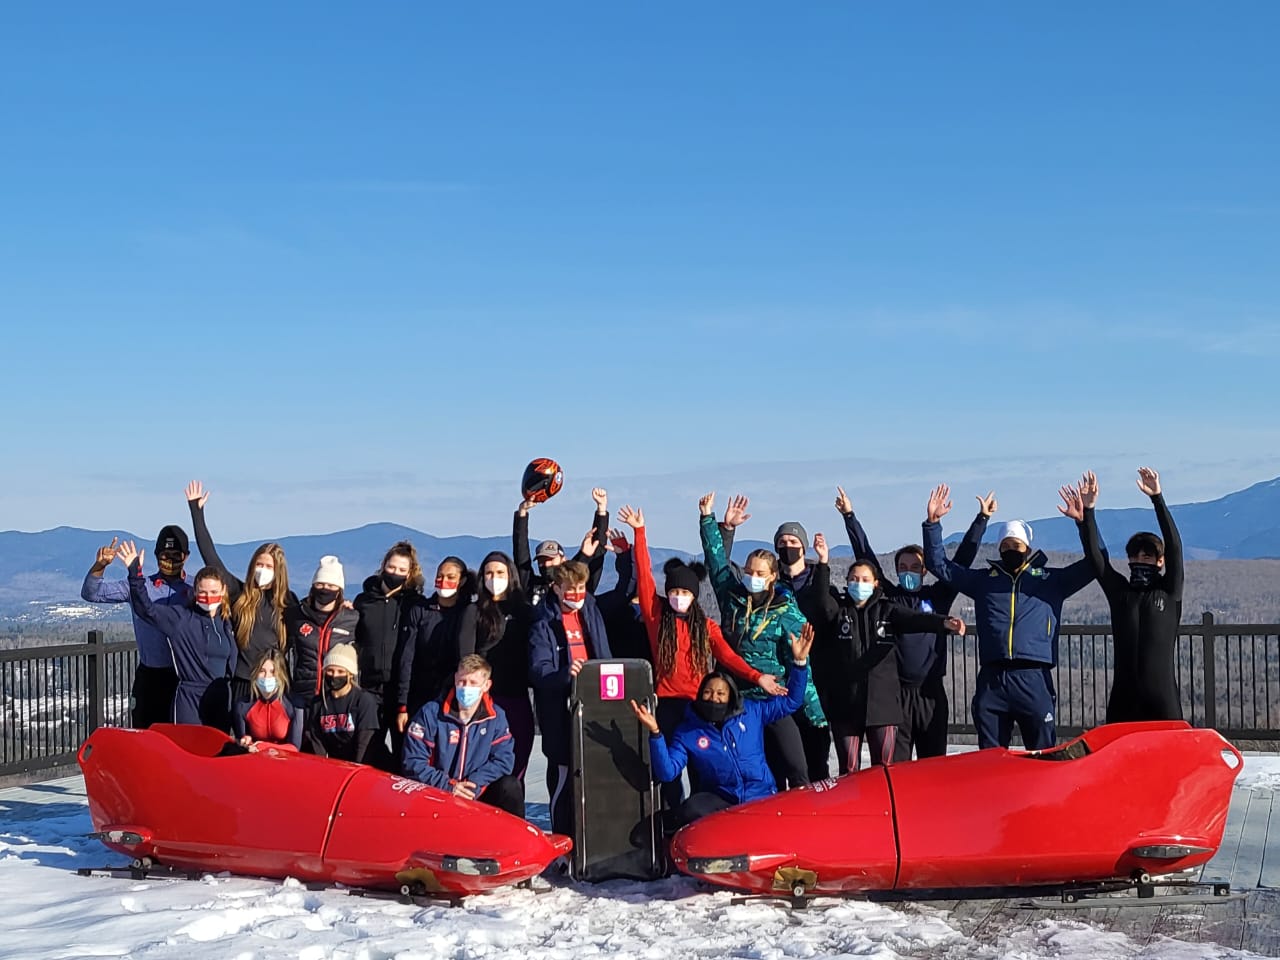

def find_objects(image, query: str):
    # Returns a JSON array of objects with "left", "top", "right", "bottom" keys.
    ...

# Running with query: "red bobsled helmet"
[{"left": 521, "top": 458, "right": 564, "bottom": 504}]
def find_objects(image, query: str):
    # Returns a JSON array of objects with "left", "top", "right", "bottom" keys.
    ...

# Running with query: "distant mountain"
[{"left": 952, "top": 476, "right": 1280, "bottom": 559}]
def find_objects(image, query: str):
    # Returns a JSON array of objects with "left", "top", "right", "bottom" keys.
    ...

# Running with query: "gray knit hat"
[{"left": 773, "top": 522, "right": 809, "bottom": 549}]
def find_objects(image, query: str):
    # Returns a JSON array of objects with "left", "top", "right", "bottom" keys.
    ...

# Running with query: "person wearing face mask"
[
  {"left": 395, "top": 557, "right": 474, "bottom": 732},
  {"left": 303, "top": 644, "right": 380, "bottom": 763},
  {"left": 836, "top": 484, "right": 993, "bottom": 761},
  {"left": 514, "top": 487, "right": 611, "bottom": 607},
  {"left": 115, "top": 539, "right": 237, "bottom": 731},
  {"left": 81, "top": 526, "right": 192, "bottom": 728},
  {"left": 699, "top": 493, "right": 826, "bottom": 791},
  {"left": 285, "top": 555, "right": 359, "bottom": 714},
  {"left": 593, "top": 529, "right": 652, "bottom": 664},
  {"left": 402, "top": 655, "right": 523, "bottom": 816},
  {"left": 807, "top": 545, "right": 966, "bottom": 774},
  {"left": 456, "top": 551, "right": 536, "bottom": 786},
  {"left": 1060, "top": 468, "right": 1184, "bottom": 723},
  {"left": 529, "top": 561, "right": 613, "bottom": 833},
  {"left": 923, "top": 485, "right": 1095, "bottom": 751},
  {"left": 631, "top": 625, "right": 814, "bottom": 827},
  {"left": 354, "top": 541, "right": 425, "bottom": 770},
  {"left": 233, "top": 650, "right": 303, "bottom": 751},
  {"left": 185, "top": 481, "right": 298, "bottom": 705}
]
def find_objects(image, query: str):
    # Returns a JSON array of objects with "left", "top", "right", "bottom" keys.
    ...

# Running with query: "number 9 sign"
[{"left": 599, "top": 663, "right": 625, "bottom": 701}]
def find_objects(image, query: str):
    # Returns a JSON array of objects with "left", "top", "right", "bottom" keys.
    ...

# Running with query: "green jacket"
[{"left": 700, "top": 515, "right": 826, "bottom": 727}]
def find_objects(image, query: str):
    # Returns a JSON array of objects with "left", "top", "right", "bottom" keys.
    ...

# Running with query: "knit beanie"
[
  {"left": 773, "top": 522, "right": 808, "bottom": 549},
  {"left": 664, "top": 561, "right": 703, "bottom": 596},
  {"left": 312, "top": 555, "right": 345, "bottom": 589},
  {"left": 323, "top": 643, "right": 359, "bottom": 677}
]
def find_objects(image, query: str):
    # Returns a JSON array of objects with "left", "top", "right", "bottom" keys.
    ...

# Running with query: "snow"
[{"left": 2, "top": 755, "right": 1278, "bottom": 960}]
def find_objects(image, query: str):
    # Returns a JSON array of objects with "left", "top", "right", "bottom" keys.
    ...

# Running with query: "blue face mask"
[
  {"left": 741, "top": 573, "right": 769, "bottom": 594},
  {"left": 455, "top": 685, "right": 482, "bottom": 708},
  {"left": 898, "top": 571, "right": 922, "bottom": 592},
  {"left": 255, "top": 676, "right": 278, "bottom": 696},
  {"left": 847, "top": 582, "right": 875, "bottom": 603}
]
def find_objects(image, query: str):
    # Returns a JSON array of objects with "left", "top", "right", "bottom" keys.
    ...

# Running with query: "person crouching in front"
[{"left": 303, "top": 644, "right": 380, "bottom": 763}]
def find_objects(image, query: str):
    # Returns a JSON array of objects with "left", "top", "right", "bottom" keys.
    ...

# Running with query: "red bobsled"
[
  {"left": 671, "top": 722, "right": 1241, "bottom": 896},
  {"left": 78, "top": 724, "right": 571, "bottom": 897}
]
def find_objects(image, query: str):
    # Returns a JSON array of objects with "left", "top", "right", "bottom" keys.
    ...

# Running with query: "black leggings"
[
  {"left": 763, "top": 713, "right": 810, "bottom": 790},
  {"left": 831, "top": 721, "right": 896, "bottom": 775},
  {"left": 478, "top": 775, "right": 526, "bottom": 818}
]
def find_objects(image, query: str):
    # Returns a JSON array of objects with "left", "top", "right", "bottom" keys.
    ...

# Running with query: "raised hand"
[
  {"left": 698, "top": 492, "right": 716, "bottom": 517},
  {"left": 976, "top": 491, "right": 998, "bottom": 518},
  {"left": 630, "top": 699, "right": 660, "bottom": 735},
  {"left": 592, "top": 487, "right": 609, "bottom": 512},
  {"left": 758, "top": 674, "right": 786, "bottom": 697},
  {"left": 927, "top": 484, "right": 953, "bottom": 524},
  {"left": 1080, "top": 470, "right": 1099, "bottom": 509},
  {"left": 1057, "top": 484, "right": 1085, "bottom": 521},
  {"left": 834, "top": 486, "right": 853, "bottom": 516},
  {"left": 517, "top": 498, "right": 537, "bottom": 518},
  {"left": 944, "top": 616, "right": 966, "bottom": 636},
  {"left": 606, "top": 528, "right": 631, "bottom": 554},
  {"left": 185, "top": 480, "right": 210, "bottom": 509},
  {"left": 813, "top": 532, "right": 829, "bottom": 564},
  {"left": 789, "top": 623, "right": 815, "bottom": 663},
  {"left": 1136, "top": 467, "right": 1160, "bottom": 497},
  {"left": 92, "top": 537, "right": 120, "bottom": 571},
  {"left": 618, "top": 505, "right": 645, "bottom": 530},
  {"left": 723, "top": 494, "right": 751, "bottom": 529},
  {"left": 116, "top": 539, "right": 142, "bottom": 570},
  {"left": 579, "top": 529, "right": 600, "bottom": 558}
]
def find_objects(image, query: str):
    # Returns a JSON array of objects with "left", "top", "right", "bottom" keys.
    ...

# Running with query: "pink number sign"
[{"left": 599, "top": 663, "right": 625, "bottom": 701}]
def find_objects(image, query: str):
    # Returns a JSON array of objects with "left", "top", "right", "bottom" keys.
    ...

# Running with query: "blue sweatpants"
[{"left": 972, "top": 664, "right": 1056, "bottom": 750}]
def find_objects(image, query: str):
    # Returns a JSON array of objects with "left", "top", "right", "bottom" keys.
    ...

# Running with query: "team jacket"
[
  {"left": 126, "top": 561, "right": 237, "bottom": 689},
  {"left": 285, "top": 601, "right": 359, "bottom": 702},
  {"left": 232, "top": 694, "right": 303, "bottom": 749},
  {"left": 81, "top": 570, "right": 192, "bottom": 668},
  {"left": 403, "top": 691, "right": 515, "bottom": 793},
  {"left": 397, "top": 594, "right": 469, "bottom": 713},
  {"left": 528, "top": 592, "right": 613, "bottom": 763}
]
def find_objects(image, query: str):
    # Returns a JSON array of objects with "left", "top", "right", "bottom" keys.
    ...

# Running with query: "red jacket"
[{"left": 634, "top": 526, "right": 763, "bottom": 699}]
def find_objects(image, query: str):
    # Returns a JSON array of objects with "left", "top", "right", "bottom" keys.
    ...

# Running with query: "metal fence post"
[
  {"left": 87, "top": 629, "right": 106, "bottom": 734},
  {"left": 1200, "top": 612, "right": 1216, "bottom": 731}
]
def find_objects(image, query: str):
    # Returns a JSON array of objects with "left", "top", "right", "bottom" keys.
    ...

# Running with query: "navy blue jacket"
[
  {"left": 528, "top": 593, "right": 612, "bottom": 763},
  {"left": 650, "top": 663, "right": 808, "bottom": 805},
  {"left": 403, "top": 691, "right": 515, "bottom": 793},
  {"left": 844, "top": 509, "right": 987, "bottom": 685},
  {"left": 82, "top": 570, "right": 192, "bottom": 668},
  {"left": 923, "top": 520, "right": 1094, "bottom": 666},
  {"left": 397, "top": 594, "right": 468, "bottom": 714},
  {"left": 127, "top": 562, "right": 237, "bottom": 689}
]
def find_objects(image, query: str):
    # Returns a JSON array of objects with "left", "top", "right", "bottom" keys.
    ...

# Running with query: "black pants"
[
  {"left": 797, "top": 714, "right": 832, "bottom": 781},
  {"left": 131, "top": 664, "right": 178, "bottom": 729},
  {"left": 546, "top": 761, "right": 571, "bottom": 835},
  {"left": 763, "top": 713, "right": 810, "bottom": 790},
  {"left": 894, "top": 680, "right": 949, "bottom": 762},
  {"left": 361, "top": 683, "right": 400, "bottom": 772},
  {"left": 478, "top": 775, "right": 525, "bottom": 818},
  {"left": 676, "top": 792, "right": 732, "bottom": 827},
  {"left": 655, "top": 697, "right": 693, "bottom": 809}
]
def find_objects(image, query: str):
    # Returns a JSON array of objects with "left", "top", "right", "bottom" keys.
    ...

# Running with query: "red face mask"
[{"left": 561, "top": 589, "right": 587, "bottom": 610}]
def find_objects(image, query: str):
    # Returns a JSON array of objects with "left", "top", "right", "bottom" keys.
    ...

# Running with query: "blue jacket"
[
  {"left": 403, "top": 691, "right": 515, "bottom": 794},
  {"left": 127, "top": 563, "right": 237, "bottom": 687},
  {"left": 650, "top": 663, "right": 808, "bottom": 806},
  {"left": 528, "top": 593, "right": 612, "bottom": 763},
  {"left": 82, "top": 570, "right": 192, "bottom": 668},
  {"left": 922, "top": 520, "right": 1094, "bottom": 667}
]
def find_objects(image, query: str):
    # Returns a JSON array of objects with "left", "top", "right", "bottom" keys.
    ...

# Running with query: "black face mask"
[
  {"left": 312, "top": 587, "right": 340, "bottom": 606},
  {"left": 694, "top": 700, "right": 730, "bottom": 725},
  {"left": 382, "top": 572, "right": 408, "bottom": 591},
  {"left": 1129, "top": 562, "right": 1159, "bottom": 587},
  {"left": 325, "top": 674, "right": 350, "bottom": 693},
  {"left": 1000, "top": 549, "right": 1026, "bottom": 572},
  {"left": 777, "top": 545, "right": 803, "bottom": 566}
]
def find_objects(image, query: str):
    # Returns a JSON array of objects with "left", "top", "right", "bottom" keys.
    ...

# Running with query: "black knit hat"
[
  {"left": 154, "top": 524, "right": 189, "bottom": 555},
  {"left": 663, "top": 558, "right": 705, "bottom": 596}
]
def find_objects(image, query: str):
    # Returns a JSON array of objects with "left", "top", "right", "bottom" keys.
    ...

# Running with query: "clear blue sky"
[{"left": 1, "top": 3, "right": 1277, "bottom": 550}]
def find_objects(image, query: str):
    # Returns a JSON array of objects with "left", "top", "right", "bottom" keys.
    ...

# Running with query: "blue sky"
[{"left": 1, "top": 3, "right": 1277, "bottom": 551}]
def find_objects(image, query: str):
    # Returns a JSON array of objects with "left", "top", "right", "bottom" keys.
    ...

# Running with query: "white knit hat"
[
  {"left": 313, "top": 555, "right": 345, "bottom": 589},
  {"left": 995, "top": 520, "right": 1033, "bottom": 547},
  {"left": 323, "top": 643, "right": 359, "bottom": 677}
]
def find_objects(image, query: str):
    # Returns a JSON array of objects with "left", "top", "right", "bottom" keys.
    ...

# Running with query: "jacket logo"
[
  {"left": 448, "top": 729, "right": 460, "bottom": 744},
  {"left": 696, "top": 736, "right": 710, "bottom": 750},
  {"left": 408, "top": 722, "right": 425, "bottom": 739},
  {"left": 1155, "top": 598, "right": 1165, "bottom": 612},
  {"left": 1030, "top": 568, "right": 1048, "bottom": 579},
  {"left": 320, "top": 713, "right": 355, "bottom": 733},
  {"left": 334, "top": 628, "right": 350, "bottom": 636},
  {"left": 299, "top": 623, "right": 315, "bottom": 637},
  {"left": 921, "top": 600, "right": 934, "bottom": 614}
]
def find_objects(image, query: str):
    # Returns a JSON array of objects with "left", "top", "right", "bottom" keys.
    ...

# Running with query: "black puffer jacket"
[
  {"left": 286, "top": 600, "right": 359, "bottom": 705},
  {"left": 396, "top": 594, "right": 469, "bottom": 714},
  {"left": 457, "top": 596, "right": 534, "bottom": 699},
  {"left": 353, "top": 575, "right": 420, "bottom": 692}
]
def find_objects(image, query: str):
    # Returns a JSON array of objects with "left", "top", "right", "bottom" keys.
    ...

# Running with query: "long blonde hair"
[{"left": 233, "top": 542, "right": 289, "bottom": 651}]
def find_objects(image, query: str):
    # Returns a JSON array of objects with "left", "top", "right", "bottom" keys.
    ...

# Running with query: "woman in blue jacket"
[
  {"left": 117, "top": 539, "right": 237, "bottom": 731},
  {"left": 631, "top": 625, "right": 813, "bottom": 827}
]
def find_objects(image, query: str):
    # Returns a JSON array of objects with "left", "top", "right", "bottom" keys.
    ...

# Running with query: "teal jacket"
[{"left": 700, "top": 515, "right": 826, "bottom": 727}]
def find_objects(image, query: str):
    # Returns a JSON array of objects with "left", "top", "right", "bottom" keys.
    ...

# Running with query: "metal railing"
[{"left": 1, "top": 616, "right": 1278, "bottom": 781}]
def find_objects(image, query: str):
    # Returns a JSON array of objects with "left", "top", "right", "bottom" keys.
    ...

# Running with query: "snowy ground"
[{"left": 2, "top": 751, "right": 1278, "bottom": 960}]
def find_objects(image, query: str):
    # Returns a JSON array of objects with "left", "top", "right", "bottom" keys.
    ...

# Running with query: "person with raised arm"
[
  {"left": 593, "top": 528, "right": 652, "bottom": 663},
  {"left": 835, "top": 484, "right": 992, "bottom": 761},
  {"left": 185, "top": 481, "right": 298, "bottom": 705},
  {"left": 81, "top": 528, "right": 191, "bottom": 728},
  {"left": 631, "top": 625, "right": 814, "bottom": 826},
  {"left": 1058, "top": 468, "right": 1184, "bottom": 722},
  {"left": 395, "top": 556, "right": 474, "bottom": 733},
  {"left": 923, "top": 484, "right": 1095, "bottom": 751},
  {"left": 806, "top": 532, "right": 967, "bottom": 773},
  {"left": 284, "top": 555, "right": 358, "bottom": 715},
  {"left": 513, "top": 487, "right": 610, "bottom": 607},
  {"left": 699, "top": 492, "right": 826, "bottom": 791},
  {"left": 115, "top": 539, "right": 237, "bottom": 730}
]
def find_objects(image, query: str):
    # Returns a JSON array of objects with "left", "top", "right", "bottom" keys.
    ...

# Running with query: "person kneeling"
[
  {"left": 402, "top": 654, "right": 524, "bottom": 818},
  {"left": 631, "top": 625, "right": 813, "bottom": 827}
]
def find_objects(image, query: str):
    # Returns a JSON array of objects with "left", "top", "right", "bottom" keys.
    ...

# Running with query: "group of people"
[{"left": 83, "top": 467, "right": 1184, "bottom": 833}]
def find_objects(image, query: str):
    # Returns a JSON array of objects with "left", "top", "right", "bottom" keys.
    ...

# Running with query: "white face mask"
[
  {"left": 741, "top": 573, "right": 769, "bottom": 594},
  {"left": 560, "top": 596, "right": 586, "bottom": 612},
  {"left": 667, "top": 592, "right": 694, "bottom": 614},
  {"left": 196, "top": 599, "right": 221, "bottom": 615},
  {"left": 253, "top": 566, "right": 275, "bottom": 588},
  {"left": 437, "top": 587, "right": 458, "bottom": 599},
  {"left": 484, "top": 574, "right": 509, "bottom": 597}
]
